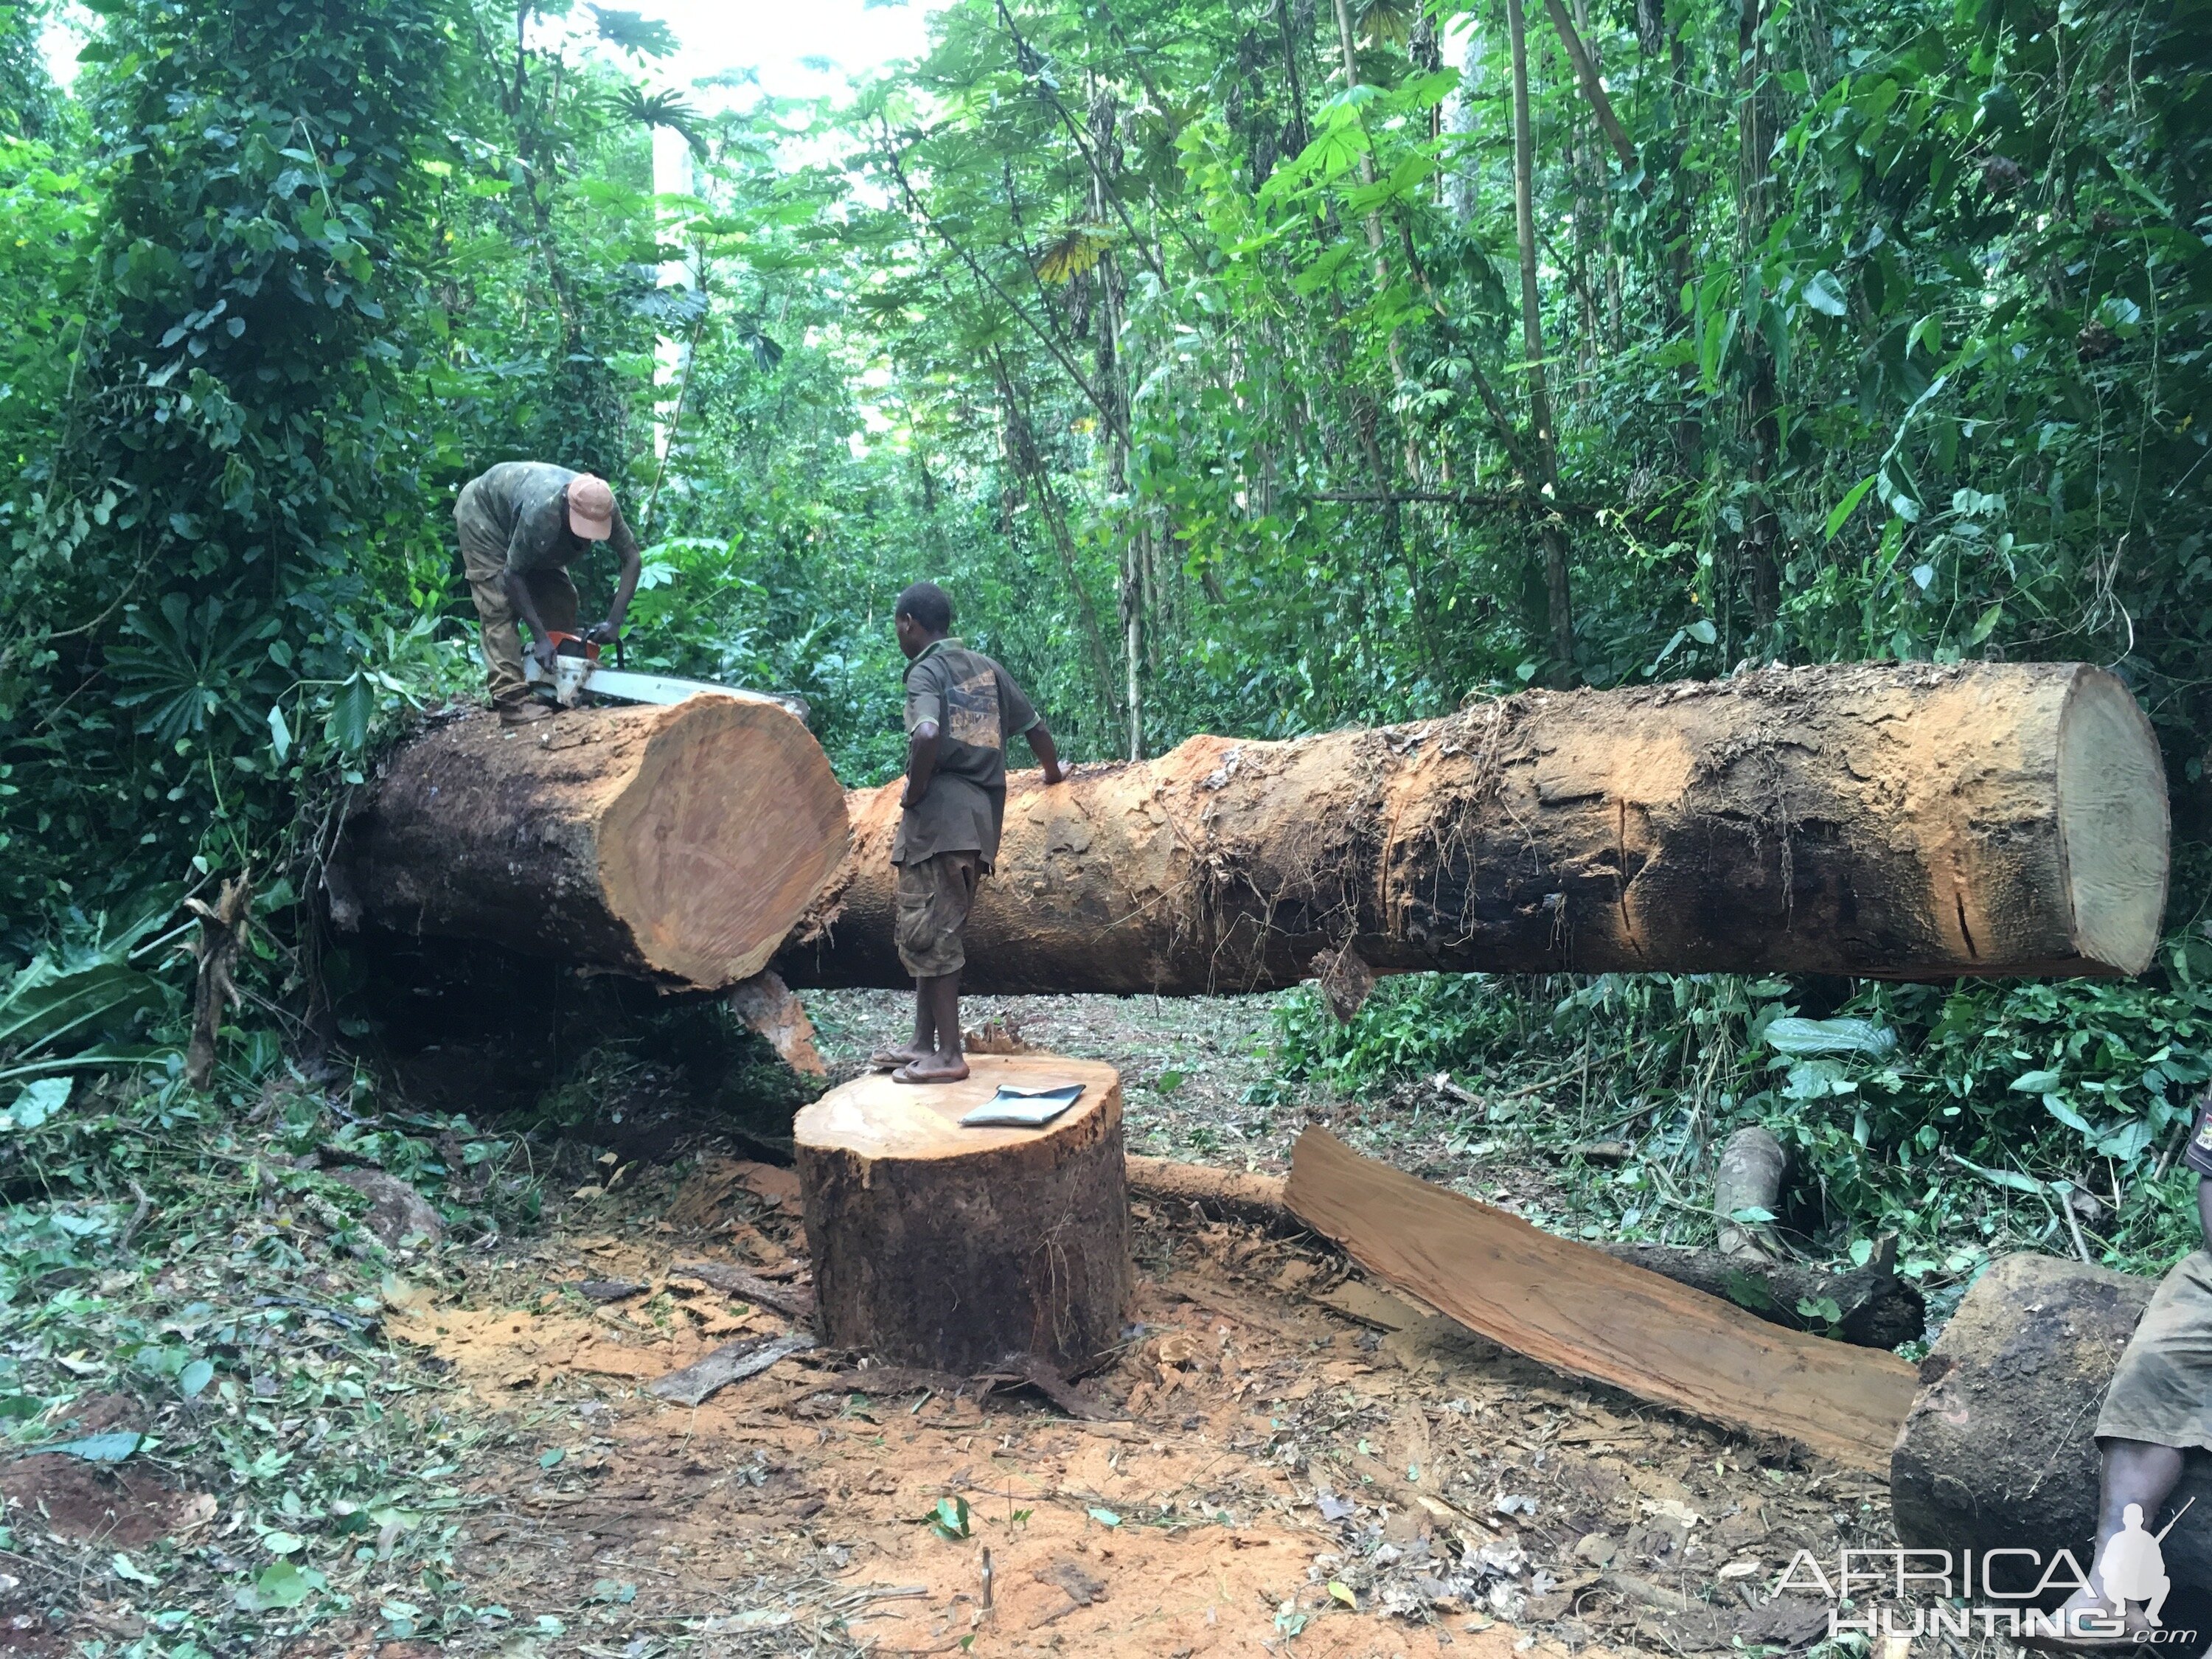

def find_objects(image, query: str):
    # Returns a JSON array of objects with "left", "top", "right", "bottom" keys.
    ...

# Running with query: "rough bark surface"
[
  {"left": 780, "top": 662, "right": 2167, "bottom": 994},
  {"left": 795, "top": 1055, "right": 1133, "bottom": 1376},
  {"left": 1891, "top": 1253, "right": 2212, "bottom": 1589},
  {"left": 342, "top": 700, "right": 849, "bottom": 992}
]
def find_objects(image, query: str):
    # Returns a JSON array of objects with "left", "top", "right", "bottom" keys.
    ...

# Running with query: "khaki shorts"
[
  {"left": 2098, "top": 1250, "right": 2212, "bottom": 1451},
  {"left": 895, "top": 850, "right": 982, "bottom": 978}
]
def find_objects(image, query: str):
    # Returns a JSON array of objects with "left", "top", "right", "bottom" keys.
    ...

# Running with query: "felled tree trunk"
[
  {"left": 1891, "top": 1253, "right": 2212, "bottom": 1589},
  {"left": 794, "top": 1054, "right": 1132, "bottom": 1376},
  {"left": 779, "top": 662, "right": 2168, "bottom": 995},
  {"left": 338, "top": 700, "right": 849, "bottom": 992}
]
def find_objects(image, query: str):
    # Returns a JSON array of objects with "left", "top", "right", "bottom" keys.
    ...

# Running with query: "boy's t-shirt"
[{"left": 892, "top": 639, "right": 1040, "bottom": 869}]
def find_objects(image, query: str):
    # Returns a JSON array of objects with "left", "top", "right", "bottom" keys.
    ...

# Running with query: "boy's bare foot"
[
  {"left": 893, "top": 1057, "right": 971, "bottom": 1085},
  {"left": 869, "top": 1046, "right": 928, "bottom": 1071}
]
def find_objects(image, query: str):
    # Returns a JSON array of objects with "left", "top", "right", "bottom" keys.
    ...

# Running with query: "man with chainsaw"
[
  {"left": 871, "top": 582, "right": 1064, "bottom": 1085},
  {"left": 454, "top": 462, "right": 642, "bottom": 726}
]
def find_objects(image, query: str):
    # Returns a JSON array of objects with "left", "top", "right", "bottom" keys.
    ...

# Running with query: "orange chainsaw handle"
[{"left": 543, "top": 630, "right": 601, "bottom": 662}]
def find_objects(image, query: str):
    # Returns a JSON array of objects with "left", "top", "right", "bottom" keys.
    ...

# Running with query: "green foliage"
[{"left": 1276, "top": 950, "right": 2212, "bottom": 1276}]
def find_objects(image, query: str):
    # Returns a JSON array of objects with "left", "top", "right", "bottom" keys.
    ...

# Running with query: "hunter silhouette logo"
[
  {"left": 1772, "top": 1531, "right": 2202, "bottom": 1645},
  {"left": 2098, "top": 1498, "right": 2192, "bottom": 1627}
]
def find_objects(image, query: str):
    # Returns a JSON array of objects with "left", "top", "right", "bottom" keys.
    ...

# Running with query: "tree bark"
[
  {"left": 1891, "top": 1253, "right": 2212, "bottom": 1591},
  {"left": 339, "top": 700, "right": 849, "bottom": 992},
  {"left": 795, "top": 1054, "right": 1132, "bottom": 1375},
  {"left": 779, "top": 661, "right": 2168, "bottom": 992}
]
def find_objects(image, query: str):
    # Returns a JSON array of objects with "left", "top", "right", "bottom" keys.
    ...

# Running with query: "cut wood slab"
[
  {"left": 1283, "top": 1129, "right": 1921, "bottom": 1471},
  {"left": 647, "top": 1330, "right": 815, "bottom": 1407},
  {"left": 1125, "top": 1153, "right": 1921, "bottom": 1348},
  {"left": 795, "top": 1054, "right": 1132, "bottom": 1374}
]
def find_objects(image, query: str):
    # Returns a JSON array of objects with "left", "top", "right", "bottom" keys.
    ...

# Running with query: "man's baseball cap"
[{"left": 568, "top": 473, "right": 615, "bottom": 540}]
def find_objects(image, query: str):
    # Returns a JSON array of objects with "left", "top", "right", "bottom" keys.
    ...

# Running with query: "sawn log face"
[
  {"left": 343, "top": 700, "right": 849, "bottom": 992},
  {"left": 780, "top": 661, "right": 2167, "bottom": 994}
]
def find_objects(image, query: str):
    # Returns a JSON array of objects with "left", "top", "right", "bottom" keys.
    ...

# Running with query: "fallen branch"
[
  {"left": 669, "top": 1259, "right": 815, "bottom": 1321},
  {"left": 647, "top": 1330, "right": 815, "bottom": 1407}
]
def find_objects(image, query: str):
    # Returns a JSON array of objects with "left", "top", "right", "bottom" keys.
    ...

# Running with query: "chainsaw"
[{"left": 522, "top": 631, "right": 809, "bottom": 724}]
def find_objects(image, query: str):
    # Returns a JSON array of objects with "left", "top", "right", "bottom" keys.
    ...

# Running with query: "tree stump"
[{"left": 794, "top": 1054, "right": 1131, "bottom": 1375}]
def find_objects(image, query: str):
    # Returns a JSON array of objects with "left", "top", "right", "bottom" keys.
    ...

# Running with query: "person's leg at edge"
[
  {"left": 872, "top": 863, "right": 939, "bottom": 1070},
  {"left": 2057, "top": 1439, "right": 2185, "bottom": 1630},
  {"left": 923, "top": 972, "right": 961, "bottom": 1070}
]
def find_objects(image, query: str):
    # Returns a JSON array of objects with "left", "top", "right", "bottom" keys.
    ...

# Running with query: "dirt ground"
[
  {"left": 1, "top": 993, "right": 1912, "bottom": 1658},
  {"left": 349, "top": 1008, "right": 1896, "bottom": 1659}
]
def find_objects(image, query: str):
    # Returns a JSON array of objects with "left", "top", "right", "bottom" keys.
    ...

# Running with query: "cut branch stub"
[
  {"left": 781, "top": 661, "right": 2168, "bottom": 994},
  {"left": 341, "top": 699, "right": 849, "bottom": 992}
]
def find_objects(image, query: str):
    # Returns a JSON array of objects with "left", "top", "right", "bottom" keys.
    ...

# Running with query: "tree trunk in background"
[
  {"left": 780, "top": 661, "right": 2168, "bottom": 994},
  {"left": 991, "top": 351, "right": 1122, "bottom": 740},
  {"left": 1088, "top": 86, "right": 1146, "bottom": 762},
  {"left": 1639, "top": 0, "right": 1702, "bottom": 483},
  {"left": 338, "top": 700, "right": 849, "bottom": 992},
  {"left": 1736, "top": 0, "right": 1784, "bottom": 632},
  {"left": 1506, "top": 0, "right": 1576, "bottom": 684}
]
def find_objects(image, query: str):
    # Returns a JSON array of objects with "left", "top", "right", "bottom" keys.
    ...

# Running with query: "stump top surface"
[{"left": 795, "top": 1054, "right": 1121, "bottom": 1161}]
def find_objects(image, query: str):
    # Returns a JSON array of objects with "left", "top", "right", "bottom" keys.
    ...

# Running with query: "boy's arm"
[
  {"left": 1025, "top": 721, "right": 1066, "bottom": 785},
  {"left": 902, "top": 719, "right": 942, "bottom": 810},
  {"left": 902, "top": 663, "right": 945, "bottom": 810}
]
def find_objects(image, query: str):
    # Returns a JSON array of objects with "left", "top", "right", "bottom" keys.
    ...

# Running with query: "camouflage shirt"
[
  {"left": 455, "top": 462, "right": 639, "bottom": 574},
  {"left": 891, "top": 639, "right": 1040, "bottom": 869}
]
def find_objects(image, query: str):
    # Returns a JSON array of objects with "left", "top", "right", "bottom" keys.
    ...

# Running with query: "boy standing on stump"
[{"left": 872, "top": 582, "right": 1063, "bottom": 1085}]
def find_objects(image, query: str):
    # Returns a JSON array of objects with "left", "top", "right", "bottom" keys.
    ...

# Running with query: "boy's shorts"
[
  {"left": 2098, "top": 1248, "right": 2212, "bottom": 1451},
  {"left": 894, "top": 850, "right": 982, "bottom": 977}
]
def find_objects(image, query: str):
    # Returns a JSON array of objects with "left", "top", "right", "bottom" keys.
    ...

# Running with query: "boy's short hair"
[{"left": 895, "top": 581, "right": 954, "bottom": 635}]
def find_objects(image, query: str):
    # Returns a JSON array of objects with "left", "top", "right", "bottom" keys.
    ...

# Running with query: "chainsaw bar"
[{"left": 523, "top": 656, "right": 808, "bottom": 724}]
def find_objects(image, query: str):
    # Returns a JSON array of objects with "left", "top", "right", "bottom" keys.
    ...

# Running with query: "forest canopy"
[
  {"left": 0, "top": 0, "right": 2207, "bottom": 1265},
  {"left": 0, "top": 0, "right": 2205, "bottom": 929}
]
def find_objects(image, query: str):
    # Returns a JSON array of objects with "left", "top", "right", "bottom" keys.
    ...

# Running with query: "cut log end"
[
  {"left": 795, "top": 1055, "right": 1133, "bottom": 1376},
  {"left": 347, "top": 698, "right": 850, "bottom": 992},
  {"left": 600, "top": 699, "right": 851, "bottom": 987},
  {"left": 2059, "top": 669, "right": 2170, "bottom": 976}
]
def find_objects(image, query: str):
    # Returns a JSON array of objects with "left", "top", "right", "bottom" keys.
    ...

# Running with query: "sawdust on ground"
[{"left": 358, "top": 1147, "right": 1889, "bottom": 1658}]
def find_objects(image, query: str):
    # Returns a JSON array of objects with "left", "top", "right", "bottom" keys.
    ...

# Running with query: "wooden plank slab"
[{"left": 1283, "top": 1129, "right": 1919, "bottom": 1472}]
